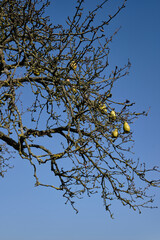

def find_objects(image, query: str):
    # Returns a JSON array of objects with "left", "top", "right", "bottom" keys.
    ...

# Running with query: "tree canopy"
[{"left": 0, "top": 0, "right": 159, "bottom": 218}]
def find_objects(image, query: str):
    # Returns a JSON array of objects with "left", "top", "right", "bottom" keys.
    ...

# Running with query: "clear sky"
[{"left": 0, "top": 0, "right": 160, "bottom": 240}]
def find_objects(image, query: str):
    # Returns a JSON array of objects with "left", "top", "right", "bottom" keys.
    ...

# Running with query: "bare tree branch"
[{"left": 0, "top": 0, "right": 159, "bottom": 218}]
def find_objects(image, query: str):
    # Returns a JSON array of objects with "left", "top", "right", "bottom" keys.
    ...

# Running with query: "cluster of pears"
[
  {"left": 32, "top": 59, "right": 76, "bottom": 76},
  {"left": 98, "top": 107, "right": 130, "bottom": 138},
  {"left": 97, "top": 103, "right": 130, "bottom": 138},
  {"left": 111, "top": 110, "right": 130, "bottom": 139},
  {"left": 99, "top": 103, "right": 108, "bottom": 114}
]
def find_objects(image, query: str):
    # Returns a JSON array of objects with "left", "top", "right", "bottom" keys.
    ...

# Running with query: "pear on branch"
[
  {"left": 72, "top": 86, "right": 77, "bottom": 94},
  {"left": 123, "top": 121, "right": 130, "bottom": 133},
  {"left": 70, "top": 61, "right": 77, "bottom": 70},
  {"left": 33, "top": 67, "right": 44, "bottom": 76},
  {"left": 109, "top": 110, "right": 116, "bottom": 121},
  {"left": 66, "top": 78, "right": 70, "bottom": 84},
  {"left": 112, "top": 128, "right": 118, "bottom": 138},
  {"left": 99, "top": 103, "right": 107, "bottom": 114},
  {"left": 33, "top": 69, "right": 40, "bottom": 76}
]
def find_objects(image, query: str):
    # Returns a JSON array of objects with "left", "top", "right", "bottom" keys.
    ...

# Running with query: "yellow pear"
[
  {"left": 112, "top": 129, "right": 118, "bottom": 138},
  {"left": 110, "top": 110, "right": 116, "bottom": 120},
  {"left": 33, "top": 70, "right": 40, "bottom": 76},
  {"left": 70, "top": 61, "right": 77, "bottom": 70},
  {"left": 72, "top": 87, "right": 77, "bottom": 93},
  {"left": 123, "top": 121, "right": 130, "bottom": 133},
  {"left": 99, "top": 103, "right": 107, "bottom": 113}
]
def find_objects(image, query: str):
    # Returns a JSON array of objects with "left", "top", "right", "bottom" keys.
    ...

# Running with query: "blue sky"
[{"left": 0, "top": 0, "right": 160, "bottom": 239}]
